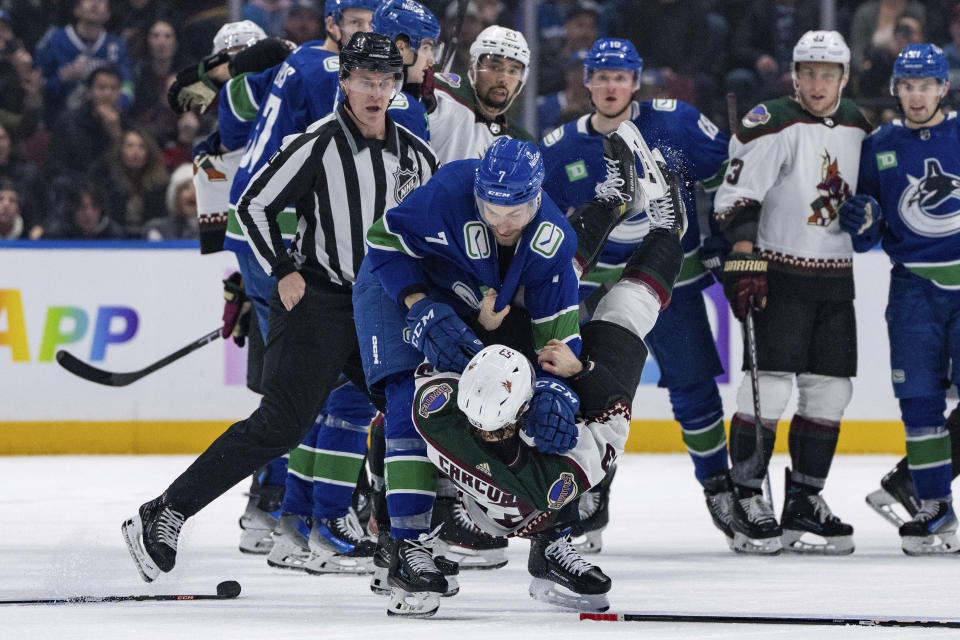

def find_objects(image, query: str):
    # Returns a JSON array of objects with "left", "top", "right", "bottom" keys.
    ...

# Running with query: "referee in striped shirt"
[{"left": 122, "top": 32, "right": 439, "bottom": 582}]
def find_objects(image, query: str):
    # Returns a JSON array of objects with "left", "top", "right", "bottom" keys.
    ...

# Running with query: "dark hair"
[
  {"left": 86, "top": 65, "right": 122, "bottom": 87},
  {"left": 66, "top": 182, "right": 106, "bottom": 214}
]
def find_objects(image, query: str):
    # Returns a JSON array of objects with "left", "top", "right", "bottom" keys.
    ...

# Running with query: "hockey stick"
[
  {"left": 725, "top": 92, "right": 773, "bottom": 503},
  {"left": 56, "top": 327, "right": 222, "bottom": 387},
  {"left": 439, "top": 0, "right": 469, "bottom": 73},
  {"left": 581, "top": 611, "right": 960, "bottom": 629},
  {"left": 745, "top": 310, "right": 774, "bottom": 504},
  {"left": 0, "top": 580, "right": 241, "bottom": 605}
]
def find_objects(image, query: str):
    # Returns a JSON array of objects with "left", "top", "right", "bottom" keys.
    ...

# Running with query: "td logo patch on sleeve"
[{"left": 565, "top": 160, "right": 588, "bottom": 182}]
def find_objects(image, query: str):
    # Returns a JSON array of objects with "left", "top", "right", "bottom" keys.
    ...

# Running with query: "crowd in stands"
[{"left": 1, "top": 0, "right": 958, "bottom": 242}]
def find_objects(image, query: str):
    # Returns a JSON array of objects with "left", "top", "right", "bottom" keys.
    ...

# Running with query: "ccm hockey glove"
[
  {"left": 523, "top": 378, "right": 580, "bottom": 454},
  {"left": 838, "top": 194, "right": 883, "bottom": 252},
  {"left": 222, "top": 272, "right": 252, "bottom": 346},
  {"left": 406, "top": 298, "right": 483, "bottom": 373},
  {"left": 722, "top": 252, "right": 767, "bottom": 322}
]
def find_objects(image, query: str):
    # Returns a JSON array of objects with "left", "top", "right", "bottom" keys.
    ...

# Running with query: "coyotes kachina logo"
[{"left": 807, "top": 151, "right": 852, "bottom": 226}]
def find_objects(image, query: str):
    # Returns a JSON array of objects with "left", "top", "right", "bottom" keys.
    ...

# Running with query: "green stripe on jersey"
[
  {"left": 227, "top": 73, "right": 259, "bottom": 121},
  {"left": 906, "top": 261, "right": 960, "bottom": 289},
  {"left": 531, "top": 307, "right": 580, "bottom": 351}
]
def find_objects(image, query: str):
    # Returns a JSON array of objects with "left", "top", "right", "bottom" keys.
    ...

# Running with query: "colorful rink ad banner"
[{"left": 0, "top": 243, "right": 906, "bottom": 452}]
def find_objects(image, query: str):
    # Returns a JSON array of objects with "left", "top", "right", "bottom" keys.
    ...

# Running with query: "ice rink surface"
[{"left": 2, "top": 453, "right": 959, "bottom": 640}]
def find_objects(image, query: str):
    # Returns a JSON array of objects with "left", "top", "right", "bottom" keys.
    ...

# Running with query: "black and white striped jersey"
[{"left": 236, "top": 103, "right": 439, "bottom": 287}]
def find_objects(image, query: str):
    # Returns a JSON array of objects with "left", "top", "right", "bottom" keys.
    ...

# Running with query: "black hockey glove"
[
  {"left": 722, "top": 252, "right": 767, "bottom": 322},
  {"left": 222, "top": 272, "right": 252, "bottom": 347},
  {"left": 167, "top": 50, "right": 231, "bottom": 114},
  {"left": 523, "top": 378, "right": 580, "bottom": 454},
  {"left": 228, "top": 37, "right": 294, "bottom": 76},
  {"left": 406, "top": 298, "right": 483, "bottom": 373}
]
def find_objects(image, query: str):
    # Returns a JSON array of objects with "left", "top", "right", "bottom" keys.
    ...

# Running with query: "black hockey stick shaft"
[
  {"left": 726, "top": 90, "right": 772, "bottom": 501},
  {"left": 440, "top": 0, "right": 469, "bottom": 73},
  {"left": 745, "top": 310, "right": 773, "bottom": 503},
  {"left": 0, "top": 581, "right": 241, "bottom": 605},
  {"left": 55, "top": 327, "right": 222, "bottom": 387},
  {"left": 582, "top": 611, "right": 960, "bottom": 628}
]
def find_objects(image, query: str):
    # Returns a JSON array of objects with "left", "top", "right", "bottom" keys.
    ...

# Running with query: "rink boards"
[{"left": 0, "top": 242, "right": 909, "bottom": 454}]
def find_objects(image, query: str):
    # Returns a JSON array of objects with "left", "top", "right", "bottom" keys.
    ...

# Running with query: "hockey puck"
[{"left": 216, "top": 581, "right": 241, "bottom": 598}]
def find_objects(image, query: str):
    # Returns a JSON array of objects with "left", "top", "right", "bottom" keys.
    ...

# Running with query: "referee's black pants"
[{"left": 166, "top": 279, "right": 376, "bottom": 517}]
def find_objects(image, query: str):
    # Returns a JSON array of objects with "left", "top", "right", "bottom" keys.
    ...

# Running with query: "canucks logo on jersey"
[{"left": 898, "top": 158, "right": 960, "bottom": 237}]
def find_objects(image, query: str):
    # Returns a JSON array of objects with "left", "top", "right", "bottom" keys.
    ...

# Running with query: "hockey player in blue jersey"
[
  {"left": 840, "top": 43, "right": 960, "bottom": 555},
  {"left": 371, "top": 0, "right": 441, "bottom": 141},
  {"left": 540, "top": 37, "right": 733, "bottom": 550}
]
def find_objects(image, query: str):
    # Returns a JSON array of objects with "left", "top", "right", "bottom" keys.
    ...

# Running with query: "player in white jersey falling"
[{"left": 713, "top": 31, "right": 872, "bottom": 555}]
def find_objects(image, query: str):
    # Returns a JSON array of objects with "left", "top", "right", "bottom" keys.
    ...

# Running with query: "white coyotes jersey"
[
  {"left": 715, "top": 97, "right": 872, "bottom": 270},
  {"left": 429, "top": 73, "right": 527, "bottom": 163}
]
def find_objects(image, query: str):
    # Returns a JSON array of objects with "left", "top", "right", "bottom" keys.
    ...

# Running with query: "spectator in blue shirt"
[{"left": 35, "top": 0, "right": 134, "bottom": 124}]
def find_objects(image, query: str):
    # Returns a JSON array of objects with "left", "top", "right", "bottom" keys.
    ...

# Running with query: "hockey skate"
[
  {"left": 899, "top": 499, "right": 960, "bottom": 556},
  {"left": 237, "top": 478, "right": 283, "bottom": 554},
  {"left": 432, "top": 495, "right": 508, "bottom": 569},
  {"left": 644, "top": 151, "right": 688, "bottom": 240},
  {"left": 121, "top": 494, "right": 186, "bottom": 583},
  {"left": 702, "top": 472, "right": 735, "bottom": 549},
  {"left": 374, "top": 531, "right": 459, "bottom": 599},
  {"left": 730, "top": 485, "right": 782, "bottom": 555},
  {"left": 386, "top": 527, "right": 450, "bottom": 618},
  {"left": 780, "top": 469, "right": 854, "bottom": 555},
  {"left": 865, "top": 459, "right": 921, "bottom": 528},
  {"left": 527, "top": 528, "right": 611, "bottom": 612},
  {"left": 266, "top": 514, "right": 313, "bottom": 571},
  {"left": 595, "top": 121, "right": 644, "bottom": 220},
  {"left": 305, "top": 508, "right": 376, "bottom": 575},
  {"left": 571, "top": 467, "right": 614, "bottom": 554}
]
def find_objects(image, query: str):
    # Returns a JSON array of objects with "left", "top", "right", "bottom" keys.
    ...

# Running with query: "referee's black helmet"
[{"left": 339, "top": 32, "right": 404, "bottom": 82}]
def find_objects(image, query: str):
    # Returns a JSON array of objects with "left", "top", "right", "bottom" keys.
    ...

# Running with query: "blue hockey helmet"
[
  {"left": 325, "top": 0, "right": 381, "bottom": 24},
  {"left": 372, "top": 0, "right": 441, "bottom": 52},
  {"left": 890, "top": 43, "right": 949, "bottom": 95},
  {"left": 475, "top": 138, "right": 544, "bottom": 206},
  {"left": 475, "top": 138, "right": 544, "bottom": 230},
  {"left": 583, "top": 38, "right": 643, "bottom": 86}
]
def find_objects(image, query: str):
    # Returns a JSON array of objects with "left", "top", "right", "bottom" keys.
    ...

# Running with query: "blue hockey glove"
[
  {"left": 699, "top": 234, "right": 729, "bottom": 282},
  {"left": 405, "top": 298, "right": 483, "bottom": 373},
  {"left": 523, "top": 378, "right": 580, "bottom": 454},
  {"left": 838, "top": 194, "right": 883, "bottom": 252}
]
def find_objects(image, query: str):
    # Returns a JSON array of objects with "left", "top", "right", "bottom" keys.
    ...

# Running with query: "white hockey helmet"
[
  {"left": 469, "top": 25, "right": 531, "bottom": 85},
  {"left": 457, "top": 345, "right": 535, "bottom": 432},
  {"left": 211, "top": 20, "right": 268, "bottom": 55},
  {"left": 792, "top": 30, "right": 850, "bottom": 76}
]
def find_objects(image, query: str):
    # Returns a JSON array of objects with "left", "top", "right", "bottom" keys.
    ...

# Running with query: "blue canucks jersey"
[
  {"left": 218, "top": 69, "right": 281, "bottom": 152},
  {"left": 365, "top": 160, "right": 582, "bottom": 354},
  {"left": 540, "top": 100, "right": 728, "bottom": 296},
  {"left": 858, "top": 113, "right": 960, "bottom": 291}
]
